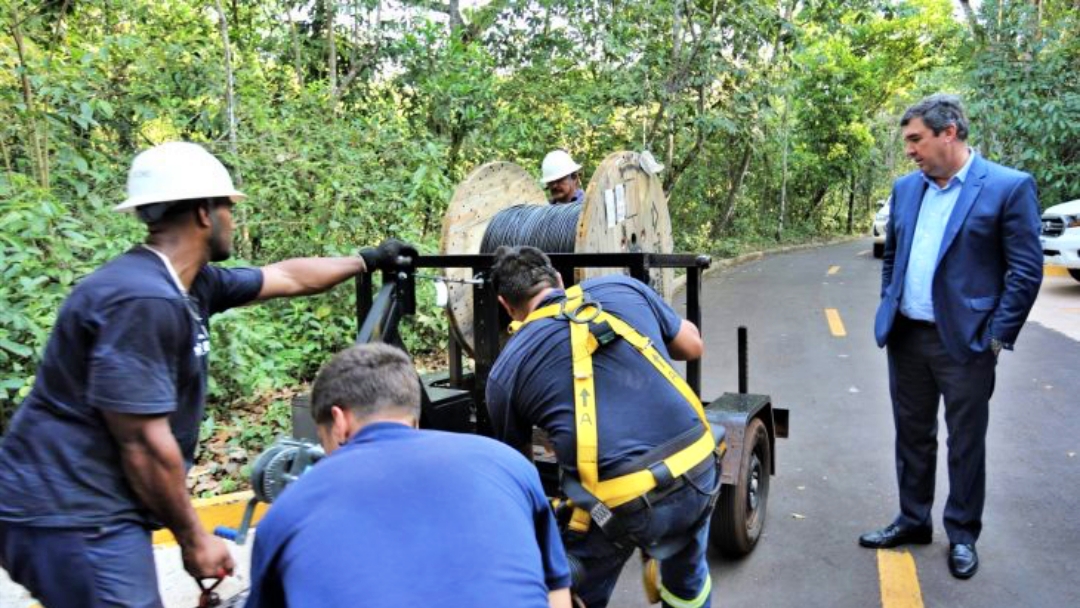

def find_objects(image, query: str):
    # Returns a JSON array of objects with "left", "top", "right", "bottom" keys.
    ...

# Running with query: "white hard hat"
[
  {"left": 114, "top": 141, "right": 246, "bottom": 212},
  {"left": 540, "top": 150, "right": 582, "bottom": 184}
]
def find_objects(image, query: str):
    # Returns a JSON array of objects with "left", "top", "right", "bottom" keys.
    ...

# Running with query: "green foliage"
[
  {"left": 962, "top": 0, "right": 1080, "bottom": 206},
  {"left": 2, "top": 0, "right": 1075, "bottom": 449}
]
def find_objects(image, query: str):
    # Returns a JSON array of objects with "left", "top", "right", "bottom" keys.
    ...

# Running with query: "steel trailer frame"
[{"left": 291, "top": 252, "right": 788, "bottom": 556}]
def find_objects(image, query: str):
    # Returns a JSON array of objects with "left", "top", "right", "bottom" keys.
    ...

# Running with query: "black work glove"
[{"left": 359, "top": 238, "right": 418, "bottom": 272}]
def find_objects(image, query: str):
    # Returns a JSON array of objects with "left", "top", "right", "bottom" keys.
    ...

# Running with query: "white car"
[
  {"left": 1040, "top": 198, "right": 1080, "bottom": 282},
  {"left": 872, "top": 198, "right": 890, "bottom": 258}
]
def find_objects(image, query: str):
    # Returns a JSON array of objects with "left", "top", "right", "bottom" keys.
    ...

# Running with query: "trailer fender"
[{"left": 705, "top": 393, "right": 787, "bottom": 485}]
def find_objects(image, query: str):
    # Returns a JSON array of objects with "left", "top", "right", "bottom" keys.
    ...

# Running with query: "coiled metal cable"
[{"left": 480, "top": 203, "right": 583, "bottom": 254}]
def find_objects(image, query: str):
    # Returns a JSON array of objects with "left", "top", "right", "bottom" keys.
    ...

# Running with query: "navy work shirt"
[
  {"left": 486, "top": 275, "right": 701, "bottom": 477},
  {"left": 246, "top": 423, "right": 571, "bottom": 608},
  {"left": 0, "top": 246, "right": 262, "bottom": 528}
]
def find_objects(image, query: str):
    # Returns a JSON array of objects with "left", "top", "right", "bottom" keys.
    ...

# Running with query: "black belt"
[{"left": 898, "top": 314, "right": 936, "bottom": 329}]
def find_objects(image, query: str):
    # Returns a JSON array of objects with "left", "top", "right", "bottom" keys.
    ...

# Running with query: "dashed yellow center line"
[
  {"left": 877, "top": 549, "right": 925, "bottom": 608},
  {"left": 824, "top": 308, "right": 846, "bottom": 337},
  {"left": 827, "top": 265, "right": 840, "bottom": 275},
  {"left": 1044, "top": 265, "right": 1069, "bottom": 277}
]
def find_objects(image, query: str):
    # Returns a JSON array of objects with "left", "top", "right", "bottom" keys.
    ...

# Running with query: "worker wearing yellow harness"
[{"left": 486, "top": 246, "right": 721, "bottom": 608}]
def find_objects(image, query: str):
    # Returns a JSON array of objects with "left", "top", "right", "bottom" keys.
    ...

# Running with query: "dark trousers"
[
  {"left": 0, "top": 520, "right": 162, "bottom": 608},
  {"left": 565, "top": 465, "right": 717, "bottom": 608},
  {"left": 887, "top": 316, "right": 996, "bottom": 545}
]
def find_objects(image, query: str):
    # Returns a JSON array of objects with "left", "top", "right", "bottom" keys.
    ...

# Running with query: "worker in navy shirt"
[
  {"left": 246, "top": 344, "right": 572, "bottom": 608},
  {"left": 0, "top": 141, "right": 413, "bottom": 608},
  {"left": 486, "top": 246, "right": 719, "bottom": 608}
]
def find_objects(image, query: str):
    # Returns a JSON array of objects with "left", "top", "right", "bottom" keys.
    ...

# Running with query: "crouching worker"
[
  {"left": 245, "top": 343, "right": 572, "bottom": 607},
  {"left": 486, "top": 246, "right": 721, "bottom": 608}
]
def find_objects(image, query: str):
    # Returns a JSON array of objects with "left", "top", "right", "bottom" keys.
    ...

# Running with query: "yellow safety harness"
[{"left": 510, "top": 284, "right": 722, "bottom": 534}]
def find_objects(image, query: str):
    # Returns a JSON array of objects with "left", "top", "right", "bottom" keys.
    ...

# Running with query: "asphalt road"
[
  {"left": 608, "top": 238, "right": 1080, "bottom": 608},
  {"left": 4, "top": 238, "right": 1078, "bottom": 608}
]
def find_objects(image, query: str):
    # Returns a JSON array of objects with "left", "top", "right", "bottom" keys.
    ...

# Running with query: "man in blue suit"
[{"left": 858, "top": 95, "right": 1042, "bottom": 579}]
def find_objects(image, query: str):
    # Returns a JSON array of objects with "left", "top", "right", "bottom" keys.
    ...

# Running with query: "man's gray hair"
[
  {"left": 901, "top": 94, "right": 969, "bottom": 141},
  {"left": 490, "top": 245, "right": 561, "bottom": 309},
  {"left": 310, "top": 344, "right": 420, "bottom": 424}
]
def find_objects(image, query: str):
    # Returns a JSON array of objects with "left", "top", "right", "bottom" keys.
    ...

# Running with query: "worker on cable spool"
[
  {"left": 486, "top": 246, "right": 723, "bottom": 608},
  {"left": 542, "top": 150, "right": 586, "bottom": 205},
  {"left": 0, "top": 141, "right": 413, "bottom": 608},
  {"left": 245, "top": 343, "right": 573, "bottom": 607}
]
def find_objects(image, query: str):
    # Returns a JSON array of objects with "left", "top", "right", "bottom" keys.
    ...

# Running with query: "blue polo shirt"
[
  {"left": 0, "top": 246, "right": 262, "bottom": 528},
  {"left": 486, "top": 275, "right": 701, "bottom": 477},
  {"left": 246, "top": 423, "right": 570, "bottom": 608}
]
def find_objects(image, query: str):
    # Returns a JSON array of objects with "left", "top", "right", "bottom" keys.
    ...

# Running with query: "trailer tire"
[{"left": 711, "top": 417, "right": 770, "bottom": 557}]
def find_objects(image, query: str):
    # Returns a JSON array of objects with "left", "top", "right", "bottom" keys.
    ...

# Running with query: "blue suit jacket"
[{"left": 874, "top": 154, "right": 1043, "bottom": 363}]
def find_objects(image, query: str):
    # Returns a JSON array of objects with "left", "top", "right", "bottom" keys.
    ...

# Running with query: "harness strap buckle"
[
  {"left": 559, "top": 296, "right": 603, "bottom": 324},
  {"left": 589, "top": 320, "right": 618, "bottom": 346}
]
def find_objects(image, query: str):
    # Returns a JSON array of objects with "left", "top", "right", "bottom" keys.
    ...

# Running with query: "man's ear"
[
  {"left": 330, "top": 405, "right": 353, "bottom": 445},
  {"left": 195, "top": 200, "right": 213, "bottom": 229},
  {"left": 556, "top": 273, "right": 565, "bottom": 289},
  {"left": 497, "top": 295, "right": 516, "bottom": 319}
]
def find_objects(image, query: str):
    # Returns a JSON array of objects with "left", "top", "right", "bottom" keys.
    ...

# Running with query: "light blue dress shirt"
[{"left": 900, "top": 150, "right": 976, "bottom": 322}]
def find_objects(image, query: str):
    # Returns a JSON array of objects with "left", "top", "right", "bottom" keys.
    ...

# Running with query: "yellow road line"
[
  {"left": 877, "top": 549, "right": 925, "bottom": 608},
  {"left": 152, "top": 490, "right": 269, "bottom": 546},
  {"left": 824, "top": 308, "right": 847, "bottom": 337},
  {"left": 828, "top": 265, "right": 840, "bottom": 275},
  {"left": 1045, "top": 265, "right": 1069, "bottom": 277}
]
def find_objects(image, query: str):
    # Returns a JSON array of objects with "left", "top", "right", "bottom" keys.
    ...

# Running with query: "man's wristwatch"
[{"left": 990, "top": 337, "right": 1004, "bottom": 357}]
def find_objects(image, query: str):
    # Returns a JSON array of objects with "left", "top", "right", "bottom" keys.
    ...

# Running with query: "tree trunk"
[
  {"left": 288, "top": 12, "right": 304, "bottom": 88},
  {"left": 213, "top": 1, "right": 240, "bottom": 180},
  {"left": 957, "top": 1, "right": 985, "bottom": 43},
  {"left": 804, "top": 185, "right": 830, "bottom": 222},
  {"left": 846, "top": 168, "right": 856, "bottom": 234},
  {"left": 325, "top": 0, "right": 337, "bottom": 94},
  {"left": 10, "top": 14, "right": 48, "bottom": 188},
  {"left": 712, "top": 142, "right": 753, "bottom": 238},
  {"left": 449, "top": 0, "right": 463, "bottom": 31},
  {"left": 213, "top": 0, "right": 248, "bottom": 257},
  {"left": 776, "top": 101, "right": 790, "bottom": 241},
  {"left": 1, "top": 136, "right": 13, "bottom": 179}
]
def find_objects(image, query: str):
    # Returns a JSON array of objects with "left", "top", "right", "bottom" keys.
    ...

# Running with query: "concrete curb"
[
  {"left": 671, "top": 235, "right": 865, "bottom": 295},
  {"left": 153, "top": 491, "right": 267, "bottom": 546}
]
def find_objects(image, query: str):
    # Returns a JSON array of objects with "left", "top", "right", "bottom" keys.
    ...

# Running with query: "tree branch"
[{"left": 957, "top": 0, "right": 986, "bottom": 44}]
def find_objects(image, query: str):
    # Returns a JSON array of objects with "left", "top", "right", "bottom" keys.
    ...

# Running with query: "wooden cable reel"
[{"left": 440, "top": 152, "right": 674, "bottom": 356}]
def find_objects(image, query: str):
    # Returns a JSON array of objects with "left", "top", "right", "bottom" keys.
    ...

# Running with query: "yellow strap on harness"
[{"left": 511, "top": 285, "right": 718, "bottom": 532}]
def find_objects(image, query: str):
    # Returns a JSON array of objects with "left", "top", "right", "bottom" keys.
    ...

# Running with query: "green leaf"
[{"left": 0, "top": 339, "right": 32, "bottom": 358}]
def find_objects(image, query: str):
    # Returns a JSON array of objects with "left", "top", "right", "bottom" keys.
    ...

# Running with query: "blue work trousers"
[
  {"left": 565, "top": 464, "right": 716, "bottom": 608},
  {"left": 0, "top": 520, "right": 163, "bottom": 608}
]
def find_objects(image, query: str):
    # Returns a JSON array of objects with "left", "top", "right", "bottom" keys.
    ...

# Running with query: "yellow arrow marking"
[
  {"left": 824, "top": 308, "right": 847, "bottom": 337},
  {"left": 828, "top": 265, "right": 840, "bottom": 275},
  {"left": 878, "top": 549, "right": 925, "bottom": 608}
]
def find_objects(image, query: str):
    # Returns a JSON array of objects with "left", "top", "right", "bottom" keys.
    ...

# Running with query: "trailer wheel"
[
  {"left": 711, "top": 417, "right": 770, "bottom": 557},
  {"left": 1069, "top": 269, "right": 1080, "bottom": 283}
]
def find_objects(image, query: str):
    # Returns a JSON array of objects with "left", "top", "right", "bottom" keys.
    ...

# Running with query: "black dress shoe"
[
  {"left": 858, "top": 523, "right": 933, "bottom": 548},
  {"left": 949, "top": 543, "right": 978, "bottom": 579}
]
